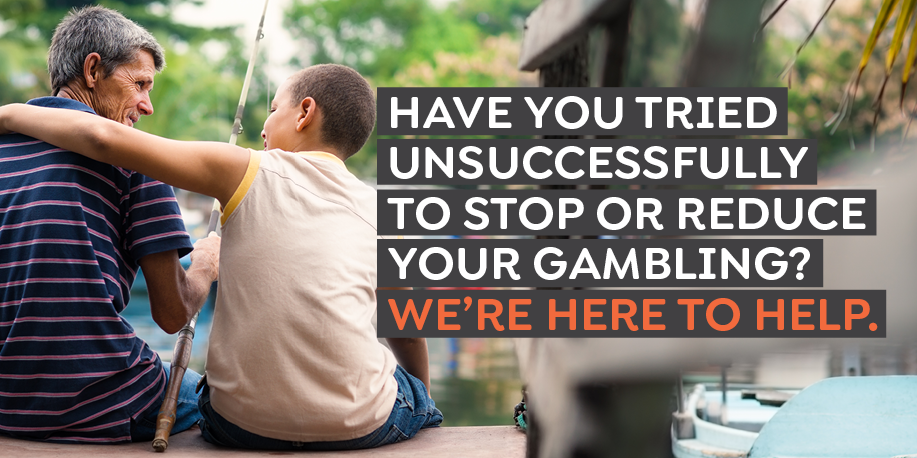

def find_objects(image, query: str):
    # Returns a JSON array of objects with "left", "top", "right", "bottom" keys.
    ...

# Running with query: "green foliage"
[
  {"left": 391, "top": 35, "right": 534, "bottom": 88},
  {"left": 447, "top": 0, "right": 539, "bottom": 37},
  {"left": 0, "top": 0, "right": 230, "bottom": 43},
  {"left": 284, "top": 0, "right": 535, "bottom": 84},
  {"left": 757, "top": 0, "right": 908, "bottom": 166},
  {"left": 0, "top": 0, "right": 234, "bottom": 42},
  {"left": 0, "top": 36, "right": 50, "bottom": 103},
  {"left": 285, "top": 0, "right": 483, "bottom": 80},
  {"left": 284, "top": 0, "right": 539, "bottom": 179},
  {"left": 624, "top": 0, "right": 686, "bottom": 87}
]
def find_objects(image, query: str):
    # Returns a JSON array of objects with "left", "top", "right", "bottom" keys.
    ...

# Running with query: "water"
[
  {"left": 122, "top": 274, "right": 523, "bottom": 427},
  {"left": 428, "top": 337, "right": 523, "bottom": 426}
]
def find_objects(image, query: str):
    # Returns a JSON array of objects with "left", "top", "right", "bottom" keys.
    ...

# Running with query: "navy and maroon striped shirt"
[{"left": 0, "top": 97, "right": 193, "bottom": 443}]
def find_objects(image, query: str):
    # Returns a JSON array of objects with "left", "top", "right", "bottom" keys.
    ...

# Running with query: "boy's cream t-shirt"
[{"left": 206, "top": 149, "right": 398, "bottom": 442}]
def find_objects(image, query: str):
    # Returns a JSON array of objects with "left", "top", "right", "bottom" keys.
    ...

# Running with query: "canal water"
[{"left": 123, "top": 271, "right": 523, "bottom": 427}]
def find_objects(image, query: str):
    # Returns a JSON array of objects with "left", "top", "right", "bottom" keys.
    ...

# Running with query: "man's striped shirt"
[{"left": 0, "top": 97, "right": 193, "bottom": 443}]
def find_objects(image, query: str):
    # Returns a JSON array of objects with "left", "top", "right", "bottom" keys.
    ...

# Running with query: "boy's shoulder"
[
  {"left": 263, "top": 149, "right": 373, "bottom": 190},
  {"left": 258, "top": 148, "right": 377, "bottom": 219}
]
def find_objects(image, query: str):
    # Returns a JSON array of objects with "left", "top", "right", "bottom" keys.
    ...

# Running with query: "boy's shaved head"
[{"left": 287, "top": 64, "right": 375, "bottom": 159}]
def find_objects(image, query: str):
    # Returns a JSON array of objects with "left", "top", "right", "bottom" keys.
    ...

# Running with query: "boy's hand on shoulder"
[{"left": 0, "top": 104, "right": 24, "bottom": 135}]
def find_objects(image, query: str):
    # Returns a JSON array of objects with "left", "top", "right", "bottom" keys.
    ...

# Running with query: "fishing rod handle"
[{"left": 151, "top": 324, "right": 195, "bottom": 452}]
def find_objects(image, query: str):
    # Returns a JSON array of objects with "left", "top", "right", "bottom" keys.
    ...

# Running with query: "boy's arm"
[
  {"left": 380, "top": 287, "right": 432, "bottom": 395},
  {"left": 0, "top": 103, "right": 248, "bottom": 206},
  {"left": 386, "top": 337, "right": 432, "bottom": 396}
]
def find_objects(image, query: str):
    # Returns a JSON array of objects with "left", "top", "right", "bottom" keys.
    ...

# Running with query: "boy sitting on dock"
[{"left": 0, "top": 64, "right": 443, "bottom": 450}]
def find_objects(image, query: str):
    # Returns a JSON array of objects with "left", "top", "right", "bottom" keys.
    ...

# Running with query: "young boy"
[{"left": 0, "top": 64, "right": 442, "bottom": 450}]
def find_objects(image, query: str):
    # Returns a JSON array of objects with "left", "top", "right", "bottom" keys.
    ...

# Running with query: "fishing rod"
[{"left": 151, "top": 0, "right": 270, "bottom": 451}]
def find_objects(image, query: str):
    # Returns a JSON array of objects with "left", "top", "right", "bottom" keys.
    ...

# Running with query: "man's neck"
[{"left": 55, "top": 86, "right": 94, "bottom": 111}]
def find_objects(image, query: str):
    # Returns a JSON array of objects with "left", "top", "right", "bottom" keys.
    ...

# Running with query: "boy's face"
[{"left": 261, "top": 78, "right": 298, "bottom": 151}]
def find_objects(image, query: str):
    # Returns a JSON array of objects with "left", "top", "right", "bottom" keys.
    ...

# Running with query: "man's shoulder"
[
  {"left": 0, "top": 131, "right": 130, "bottom": 177},
  {"left": 26, "top": 96, "right": 96, "bottom": 114},
  {"left": 0, "top": 132, "right": 45, "bottom": 147},
  {"left": 0, "top": 131, "right": 151, "bottom": 211}
]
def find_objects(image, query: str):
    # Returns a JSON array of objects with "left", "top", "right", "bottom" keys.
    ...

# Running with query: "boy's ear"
[{"left": 296, "top": 97, "right": 317, "bottom": 132}]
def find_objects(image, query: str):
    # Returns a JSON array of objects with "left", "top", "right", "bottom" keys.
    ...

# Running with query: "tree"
[
  {"left": 284, "top": 0, "right": 539, "bottom": 179},
  {"left": 448, "top": 0, "right": 539, "bottom": 37},
  {"left": 0, "top": 0, "right": 235, "bottom": 43},
  {"left": 758, "top": 0, "right": 917, "bottom": 167},
  {"left": 285, "top": 0, "right": 481, "bottom": 80},
  {"left": 0, "top": 35, "right": 50, "bottom": 104}
]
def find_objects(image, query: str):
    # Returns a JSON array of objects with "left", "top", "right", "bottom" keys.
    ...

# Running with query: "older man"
[{"left": 0, "top": 6, "right": 218, "bottom": 443}]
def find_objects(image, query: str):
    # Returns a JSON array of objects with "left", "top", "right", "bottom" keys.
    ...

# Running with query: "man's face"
[
  {"left": 92, "top": 50, "right": 156, "bottom": 126},
  {"left": 261, "top": 78, "right": 298, "bottom": 151}
]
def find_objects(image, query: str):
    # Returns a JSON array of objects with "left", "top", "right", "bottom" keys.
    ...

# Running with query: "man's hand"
[
  {"left": 191, "top": 232, "right": 221, "bottom": 282},
  {"left": 140, "top": 233, "right": 221, "bottom": 334}
]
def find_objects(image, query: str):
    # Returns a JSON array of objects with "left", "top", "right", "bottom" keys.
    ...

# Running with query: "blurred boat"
[{"left": 673, "top": 376, "right": 917, "bottom": 458}]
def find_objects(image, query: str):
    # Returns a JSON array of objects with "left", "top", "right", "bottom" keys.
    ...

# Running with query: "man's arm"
[
  {"left": 0, "top": 103, "right": 248, "bottom": 207},
  {"left": 139, "top": 234, "right": 220, "bottom": 334},
  {"left": 380, "top": 286, "right": 432, "bottom": 395}
]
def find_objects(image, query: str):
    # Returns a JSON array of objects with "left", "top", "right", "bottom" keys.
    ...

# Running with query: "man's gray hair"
[{"left": 48, "top": 5, "right": 165, "bottom": 95}]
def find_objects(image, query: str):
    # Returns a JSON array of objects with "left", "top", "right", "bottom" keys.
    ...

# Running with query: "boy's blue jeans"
[
  {"left": 131, "top": 362, "right": 204, "bottom": 441},
  {"left": 198, "top": 365, "right": 443, "bottom": 450}
]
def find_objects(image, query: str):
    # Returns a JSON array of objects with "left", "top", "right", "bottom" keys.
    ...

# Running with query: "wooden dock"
[{"left": 0, "top": 426, "right": 525, "bottom": 458}]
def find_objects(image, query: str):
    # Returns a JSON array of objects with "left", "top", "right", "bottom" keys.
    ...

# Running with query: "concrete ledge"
[{"left": 1, "top": 426, "right": 525, "bottom": 458}]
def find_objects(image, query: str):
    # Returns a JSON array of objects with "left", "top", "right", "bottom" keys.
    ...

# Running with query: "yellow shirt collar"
[{"left": 295, "top": 151, "right": 346, "bottom": 170}]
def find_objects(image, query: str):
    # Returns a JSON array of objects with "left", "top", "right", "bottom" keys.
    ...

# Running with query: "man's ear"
[
  {"left": 82, "top": 53, "right": 104, "bottom": 89},
  {"left": 295, "top": 97, "right": 317, "bottom": 132}
]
